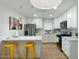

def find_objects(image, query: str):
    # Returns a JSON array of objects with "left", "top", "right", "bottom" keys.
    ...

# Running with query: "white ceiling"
[{"left": 0, "top": 0, "right": 77, "bottom": 18}]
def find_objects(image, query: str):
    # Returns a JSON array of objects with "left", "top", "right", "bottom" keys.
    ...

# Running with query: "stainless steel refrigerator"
[{"left": 24, "top": 24, "right": 36, "bottom": 36}]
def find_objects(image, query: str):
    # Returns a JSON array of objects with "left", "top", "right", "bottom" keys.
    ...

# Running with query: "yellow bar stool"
[
  {"left": 22, "top": 42, "right": 36, "bottom": 59},
  {"left": 2, "top": 42, "right": 20, "bottom": 59}
]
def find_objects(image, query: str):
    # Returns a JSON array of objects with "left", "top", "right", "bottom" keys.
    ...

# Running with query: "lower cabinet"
[
  {"left": 42, "top": 33, "right": 58, "bottom": 43},
  {"left": 62, "top": 38, "right": 70, "bottom": 57},
  {"left": 62, "top": 37, "right": 78, "bottom": 59}
]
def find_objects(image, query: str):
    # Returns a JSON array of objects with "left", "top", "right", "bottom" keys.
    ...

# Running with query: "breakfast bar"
[{"left": 0, "top": 36, "right": 42, "bottom": 59}]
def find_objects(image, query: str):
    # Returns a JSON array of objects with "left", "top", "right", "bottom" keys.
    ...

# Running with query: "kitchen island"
[{"left": 0, "top": 36, "right": 42, "bottom": 59}]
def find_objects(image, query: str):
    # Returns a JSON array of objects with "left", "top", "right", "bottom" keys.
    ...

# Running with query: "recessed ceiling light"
[
  {"left": 50, "top": 15, "right": 53, "bottom": 17},
  {"left": 53, "top": 6, "right": 57, "bottom": 9},
  {"left": 67, "top": 14, "right": 71, "bottom": 18},
  {"left": 34, "top": 14, "right": 37, "bottom": 16}
]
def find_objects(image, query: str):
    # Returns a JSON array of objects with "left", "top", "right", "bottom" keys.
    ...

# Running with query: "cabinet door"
[
  {"left": 42, "top": 34, "right": 55, "bottom": 42},
  {"left": 67, "top": 5, "right": 77, "bottom": 28},
  {"left": 33, "top": 18, "right": 42, "bottom": 28},
  {"left": 62, "top": 38, "right": 70, "bottom": 58},
  {"left": 53, "top": 18, "right": 61, "bottom": 28},
  {"left": 70, "top": 41, "right": 78, "bottom": 59},
  {"left": 65, "top": 40, "right": 70, "bottom": 57},
  {"left": 62, "top": 39, "right": 65, "bottom": 52}
]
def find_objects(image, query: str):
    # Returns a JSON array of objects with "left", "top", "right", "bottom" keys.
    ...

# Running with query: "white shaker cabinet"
[
  {"left": 33, "top": 18, "right": 43, "bottom": 28},
  {"left": 42, "top": 33, "right": 58, "bottom": 43},
  {"left": 53, "top": 4, "right": 77, "bottom": 29},
  {"left": 66, "top": 5, "right": 77, "bottom": 28},
  {"left": 62, "top": 37, "right": 78, "bottom": 59}
]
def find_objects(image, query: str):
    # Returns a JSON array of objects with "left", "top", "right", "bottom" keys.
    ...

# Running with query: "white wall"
[
  {"left": 0, "top": 5, "right": 27, "bottom": 40},
  {"left": 53, "top": 4, "right": 77, "bottom": 29}
]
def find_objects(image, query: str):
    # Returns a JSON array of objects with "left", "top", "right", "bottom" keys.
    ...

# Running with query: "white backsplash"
[{"left": 9, "top": 30, "right": 19, "bottom": 38}]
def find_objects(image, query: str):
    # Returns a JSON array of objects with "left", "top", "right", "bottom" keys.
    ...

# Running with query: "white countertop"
[
  {"left": 62, "top": 36, "right": 78, "bottom": 41},
  {"left": 1, "top": 36, "right": 42, "bottom": 41}
]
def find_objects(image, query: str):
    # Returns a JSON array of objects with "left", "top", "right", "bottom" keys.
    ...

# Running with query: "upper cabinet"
[
  {"left": 53, "top": 18, "right": 60, "bottom": 28},
  {"left": 33, "top": 18, "right": 43, "bottom": 28},
  {"left": 53, "top": 4, "right": 77, "bottom": 29},
  {"left": 66, "top": 5, "right": 77, "bottom": 28}
]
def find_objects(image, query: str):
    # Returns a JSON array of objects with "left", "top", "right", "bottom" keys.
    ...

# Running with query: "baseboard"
[
  {"left": 42, "top": 42, "right": 57, "bottom": 44},
  {"left": 0, "top": 57, "right": 40, "bottom": 59},
  {"left": 62, "top": 51, "right": 69, "bottom": 59}
]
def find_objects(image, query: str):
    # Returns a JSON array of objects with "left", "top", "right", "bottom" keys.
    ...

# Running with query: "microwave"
[{"left": 60, "top": 21, "right": 67, "bottom": 29}]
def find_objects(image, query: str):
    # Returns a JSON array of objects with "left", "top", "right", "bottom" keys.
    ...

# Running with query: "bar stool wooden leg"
[
  {"left": 17, "top": 46, "right": 20, "bottom": 58},
  {"left": 22, "top": 47, "right": 26, "bottom": 59},
  {"left": 26, "top": 48, "right": 28, "bottom": 59},
  {"left": 2, "top": 47, "right": 5, "bottom": 59},
  {"left": 33, "top": 46, "right": 36, "bottom": 59},
  {"left": 30, "top": 47, "right": 35, "bottom": 59},
  {"left": 9, "top": 47, "right": 14, "bottom": 59}
]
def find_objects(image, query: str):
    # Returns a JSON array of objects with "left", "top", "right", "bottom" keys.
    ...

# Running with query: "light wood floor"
[
  {"left": 0, "top": 44, "right": 67, "bottom": 59},
  {"left": 41, "top": 43, "right": 67, "bottom": 59}
]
